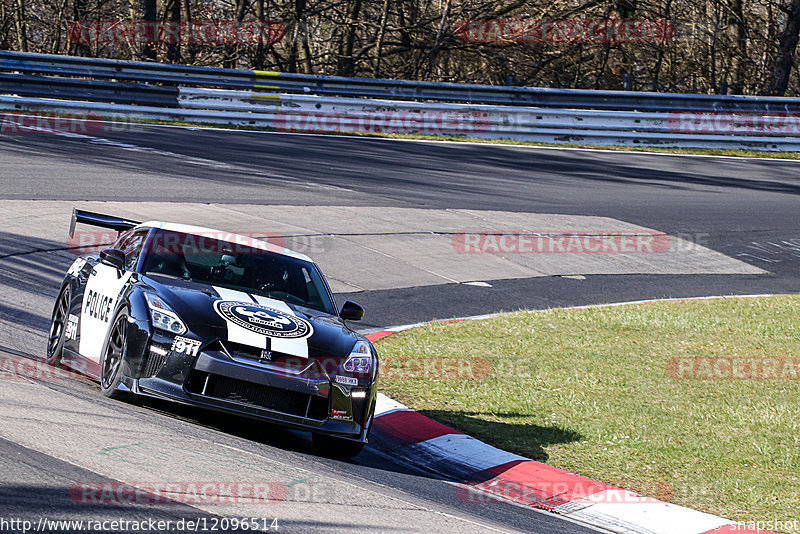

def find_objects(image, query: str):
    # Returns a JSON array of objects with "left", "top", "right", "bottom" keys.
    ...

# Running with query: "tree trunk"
[
  {"left": 224, "top": 0, "right": 248, "bottom": 68},
  {"left": 140, "top": 0, "right": 157, "bottom": 60},
  {"left": 50, "top": 0, "right": 69, "bottom": 54},
  {"left": 651, "top": 0, "right": 673, "bottom": 91},
  {"left": 165, "top": 0, "right": 181, "bottom": 63},
  {"left": 13, "top": 0, "right": 27, "bottom": 52},
  {"left": 67, "top": 0, "right": 90, "bottom": 55},
  {"left": 372, "top": 0, "right": 390, "bottom": 77},
  {"left": 0, "top": 2, "right": 9, "bottom": 50},
  {"left": 300, "top": 18, "right": 312, "bottom": 73},
  {"left": 255, "top": 0, "right": 267, "bottom": 69},
  {"left": 337, "top": 0, "right": 362, "bottom": 76},
  {"left": 766, "top": 0, "right": 800, "bottom": 95},
  {"left": 425, "top": 0, "right": 451, "bottom": 80},
  {"left": 180, "top": 0, "right": 196, "bottom": 64},
  {"left": 727, "top": 0, "right": 747, "bottom": 93},
  {"left": 287, "top": 21, "right": 298, "bottom": 71},
  {"left": 287, "top": 0, "right": 307, "bottom": 73}
]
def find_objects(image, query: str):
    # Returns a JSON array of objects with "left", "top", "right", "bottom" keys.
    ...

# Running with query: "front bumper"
[{"left": 128, "top": 332, "right": 377, "bottom": 442}]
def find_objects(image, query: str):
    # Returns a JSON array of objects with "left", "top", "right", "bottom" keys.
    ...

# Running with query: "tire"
[
  {"left": 100, "top": 308, "right": 130, "bottom": 399},
  {"left": 46, "top": 285, "right": 71, "bottom": 367},
  {"left": 312, "top": 433, "right": 365, "bottom": 459}
]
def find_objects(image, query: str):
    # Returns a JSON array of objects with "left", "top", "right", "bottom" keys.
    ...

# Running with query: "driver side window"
[{"left": 114, "top": 230, "right": 148, "bottom": 271}]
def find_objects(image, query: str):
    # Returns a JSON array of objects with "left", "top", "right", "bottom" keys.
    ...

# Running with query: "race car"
[{"left": 47, "top": 209, "right": 378, "bottom": 458}]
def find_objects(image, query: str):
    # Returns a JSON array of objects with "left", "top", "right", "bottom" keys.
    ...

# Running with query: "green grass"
[{"left": 375, "top": 296, "right": 800, "bottom": 531}]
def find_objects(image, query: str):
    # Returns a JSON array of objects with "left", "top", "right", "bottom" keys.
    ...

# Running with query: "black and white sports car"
[{"left": 48, "top": 209, "right": 378, "bottom": 457}]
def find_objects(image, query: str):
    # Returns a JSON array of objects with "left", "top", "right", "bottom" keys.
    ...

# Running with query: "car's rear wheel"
[
  {"left": 312, "top": 433, "right": 365, "bottom": 459},
  {"left": 46, "top": 285, "right": 70, "bottom": 367},
  {"left": 101, "top": 309, "right": 129, "bottom": 398}
]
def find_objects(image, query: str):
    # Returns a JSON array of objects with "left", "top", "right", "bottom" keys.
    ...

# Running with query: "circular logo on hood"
[{"left": 213, "top": 300, "right": 313, "bottom": 339}]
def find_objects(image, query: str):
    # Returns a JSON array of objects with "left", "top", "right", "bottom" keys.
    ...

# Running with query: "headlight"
[
  {"left": 343, "top": 340, "right": 374, "bottom": 375},
  {"left": 144, "top": 293, "right": 187, "bottom": 335}
]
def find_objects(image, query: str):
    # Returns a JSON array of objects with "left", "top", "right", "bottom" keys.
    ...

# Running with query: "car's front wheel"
[
  {"left": 312, "top": 433, "right": 365, "bottom": 459},
  {"left": 101, "top": 309, "right": 129, "bottom": 398},
  {"left": 46, "top": 285, "right": 71, "bottom": 367}
]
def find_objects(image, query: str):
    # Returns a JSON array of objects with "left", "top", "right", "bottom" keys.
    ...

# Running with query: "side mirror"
[
  {"left": 340, "top": 300, "right": 364, "bottom": 321},
  {"left": 100, "top": 248, "right": 125, "bottom": 271}
]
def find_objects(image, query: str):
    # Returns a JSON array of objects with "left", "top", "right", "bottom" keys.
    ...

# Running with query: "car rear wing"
[{"left": 69, "top": 208, "right": 140, "bottom": 238}]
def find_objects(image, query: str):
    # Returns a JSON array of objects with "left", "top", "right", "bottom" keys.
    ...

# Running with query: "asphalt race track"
[{"left": 1, "top": 124, "right": 799, "bottom": 533}]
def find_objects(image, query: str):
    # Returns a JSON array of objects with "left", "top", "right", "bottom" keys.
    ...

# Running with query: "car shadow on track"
[
  {"left": 124, "top": 393, "right": 320, "bottom": 456},
  {"left": 417, "top": 410, "right": 583, "bottom": 463}
]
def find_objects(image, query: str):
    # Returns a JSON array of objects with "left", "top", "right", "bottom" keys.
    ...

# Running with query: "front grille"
[
  {"left": 207, "top": 375, "right": 307, "bottom": 415},
  {"left": 220, "top": 340, "right": 312, "bottom": 373},
  {"left": 189, "top": 372, "right": 327, "bottom": 420}
]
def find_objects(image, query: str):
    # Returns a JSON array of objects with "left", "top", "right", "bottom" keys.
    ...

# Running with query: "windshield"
[{"left": 141, "top": 229, "right": 335, "bottom": 315}]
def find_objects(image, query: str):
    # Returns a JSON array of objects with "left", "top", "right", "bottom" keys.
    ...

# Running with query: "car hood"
[{"left": 141, "top": 275, "right": 360, "bottom": 359}]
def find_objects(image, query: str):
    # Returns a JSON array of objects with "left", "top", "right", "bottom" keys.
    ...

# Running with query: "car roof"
[{"left": 134, "top": 221, "right": 314, "bottom": 263}]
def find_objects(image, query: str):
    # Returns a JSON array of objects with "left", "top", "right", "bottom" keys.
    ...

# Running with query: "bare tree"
[
  {"left": 181, "top": 0, "right": 196, "bottom": 63},
  {"left": 726, "top": 0, "right": 747, "bottom": 93},
  {"left": 766, "top": 0, "right": 800, "bottom": 95},
  {"left": 372, "top": 0, "right": 390, "bottom": 76},
  {"left": 12, "top": 0, "right": 27, "bottom": 52},
  {"left": 139, "top": 0, "right": 157, "bottom": 60},
  {"left": 337, "top": 0, "right": 362, "bottom": 75},
  {"left": 165, "top": 0, "right": 181, "bottom": 63}
]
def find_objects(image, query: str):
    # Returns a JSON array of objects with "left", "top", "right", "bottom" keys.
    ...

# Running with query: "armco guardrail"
[
  {"left": 3, "top": 50, "right": 800, "bottom": 112},
  {"left": 2, "top": 51, "right": 800, "bottom": 151}
]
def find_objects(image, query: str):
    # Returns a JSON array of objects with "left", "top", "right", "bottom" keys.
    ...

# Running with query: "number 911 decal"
[{"left": 171, "top": 336, "right": 201, "bottom": 356}]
